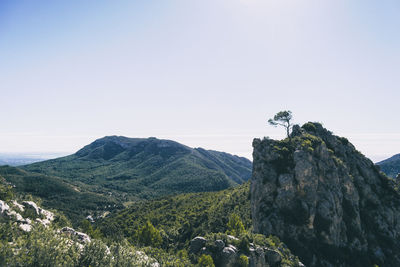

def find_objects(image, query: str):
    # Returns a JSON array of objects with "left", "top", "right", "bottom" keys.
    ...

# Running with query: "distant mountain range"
[
  {"left": 0, "top": 136, "right": 252, "bottom": 222},
  {"left": 377, "top": 153, "right": 400, "bottom": 178},
  {"left": 23, "top": 136, "right": 252, "bottom": 199},
  {"left": 0, "top": 152, "right": 68, "bottom": 166},
  {"left": 0, "top": 154, "right": 47, "bottom": 166}
]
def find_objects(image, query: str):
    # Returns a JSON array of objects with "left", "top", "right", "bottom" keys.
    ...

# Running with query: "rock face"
[{"left": 251, "top": 123, "right": 400, "bottom": 267}]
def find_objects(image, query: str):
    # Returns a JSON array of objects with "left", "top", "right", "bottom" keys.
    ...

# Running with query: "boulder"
[
  {"left": 86, "top": 215, "right": 95, "bottom": 223},
  {"left": 215, "top": 239, "right": 225, "bottom": 251},
  {"left": 19, "top": 223, "right": 32, "bottom": 232},
  {"left": 220, "top": 245, "right": 238, "bottom": 267},
  {"left": 135, "top": 251, "right": 160, "bottom": 267},
  {"left": 0, "top": 200, "right": 9, "bottom": 215},
  {"left": 41, "top": 208, "right": 54, "bottom": 222},
  {"left": 61, "top": 227, "right": 91, "bottom": 243},
  {"left": 7, "top": 210, "right": 24, "bottom": 222},
  {"left": 249, "top": 246, "right": 266, "bottom": 267},
  {"left": 189, "top": 236, "right": 206, "bottom": 254},
  {"left": 227, "top": 235, "right": 239, "bottom": 241}
]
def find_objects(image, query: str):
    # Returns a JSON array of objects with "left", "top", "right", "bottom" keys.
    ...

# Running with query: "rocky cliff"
[{"left": 251, "top": 122, "right": 400, "bottom": 267}]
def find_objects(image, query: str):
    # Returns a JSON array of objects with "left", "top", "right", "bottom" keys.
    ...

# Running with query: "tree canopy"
[{"left": 268, "top": 110, "right": 293, "bottom": 138}]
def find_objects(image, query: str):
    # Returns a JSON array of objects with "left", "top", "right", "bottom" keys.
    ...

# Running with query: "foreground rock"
[
  {"left": 188, "top": 235, "right": 299, "bottom": 267},
  {"left": 0, "top": 199, "right": 54, "bottom": 232},
  {"left": 251, "top": 122, "right": 400, "bottom": 266},
  {"left": 189, "top": 236, "right": 207, "bottom": 253},
  {"left": 61, "top": 227, "right": 91, "bottom": 243}
]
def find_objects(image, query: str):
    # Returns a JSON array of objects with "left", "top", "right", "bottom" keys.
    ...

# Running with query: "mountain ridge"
[
  {"left": 0, "top": 136, "right": 252, "bottom": 222},
  {"left": 377, "top": 153, "right": 400, "bottom": 178}
]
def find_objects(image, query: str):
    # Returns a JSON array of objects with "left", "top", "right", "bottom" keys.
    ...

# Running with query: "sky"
[{"left": 0, "top": 0, "right": 399, "bottom": 162}]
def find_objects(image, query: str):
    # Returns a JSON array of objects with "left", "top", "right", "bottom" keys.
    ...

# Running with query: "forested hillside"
[
  {"left": 377, "top": 153, "right": 400, "bottom": 178},
  {"left": 23, "top": 136, "right": 252, "bottom": 202}
]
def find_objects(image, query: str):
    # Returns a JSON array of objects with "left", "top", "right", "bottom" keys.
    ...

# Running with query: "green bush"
[
  {"left": 137, "top": 220, "right": 162, "bottom": 247},
  {"left": 237, "top": 255, "right": 249, "bottom": 267},
  {"left": 197, "top": 254, "right": 214, "bottom": 267},
  {"left": 302, "top": 122, "right": 317, "bottom": 132},
  {"left": 226, "top": 213, "right": 246, "bottom": 237},
  {"left": 0, "top": 183, "right": 13, "bottom": 201}
]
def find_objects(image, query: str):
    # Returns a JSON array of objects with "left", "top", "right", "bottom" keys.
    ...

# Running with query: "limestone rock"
[
  {"left": 19, "top": 223, "right": 32, "bottom": 232},
  {"left": 22, "top": 201, "right": 40, "bottom": 216},
  {"left": 189, "top": 236, "right": 207, "bottom": 254},
  {"left": 7, "top": 210, "right": 24, "bottom": 222},
  {"left": 220, "top": 245, "right": 238, "bottom": 267},
  {"left": 61, "top": 227, "right": 91, "bottom": 243},
  {"left": 249, "top": 247, "right": 266, "bottom": 267},
  {"left": 215, "top": 239, "right": 225, "bottom": 251},
  {"left": 86, "top": 215, "right": 95, "bottom": 223},
  {"left": 0, "top": 200, "right": 9, "bottom": 215},
  {"left": 251, "top": 122, "right": 400, "bottom": 266},
  {"left": 226, "top": 235, "right": 239, "bottom": 241},
  {"left": 12, "top": 201, "right": 24, "bottom": 212},
  {"left": 22, "top": 201, "right": 54, "bottom": 225},
  {"left": 135, "top": 251, "right": 160, "bottom": 267}
]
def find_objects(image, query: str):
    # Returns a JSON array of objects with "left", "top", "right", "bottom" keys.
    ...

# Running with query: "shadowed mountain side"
[
  {"left": 0, "top": 165, "right": 120, "bottom": 224},
  {"left": 377, "top": 153, "right": 400, "bottom": 178}
]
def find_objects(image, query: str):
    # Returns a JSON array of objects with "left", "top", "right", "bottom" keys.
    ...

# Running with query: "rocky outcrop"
[
  {"left": 189, "top": 236, "right": 207, "bottom": 253},
  {"left": 61, "top": 227, "right": 91, "bottom": 243},
  {"left": 0, "top": 200, "right": 9, "bottom": 214},
  {"left": 22, "top": 201, "right": 54, "bottom": 226},
  {"left": 247, "top": 246, "right": 282, "bottom": 267},
  {"left": 220, "top": 244, "right": 238, "bottom": 266},
  {"left": 0, "top": 199, "right": 54, "bottom": 232},
  {"left": 189, "top": 236, "right": 291, "bottom": 267},
  {"left": 251, "top": 122, "right": 400, "bottom": 267}
]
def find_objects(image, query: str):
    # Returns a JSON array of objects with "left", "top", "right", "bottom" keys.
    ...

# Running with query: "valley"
[{"left": 1, "top": 127, "right": 399, "bottom": 266}]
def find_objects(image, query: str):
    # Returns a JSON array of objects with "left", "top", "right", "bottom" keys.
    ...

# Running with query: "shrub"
[
  {"left": 237, "top": 255, "right": 249, "bottom": 267},
  {"left": 137, "top": 220, "right": 162, "bottom": 247},
  {"left": 226, "top": 213, "right": 245, "bottom": 237},
  {"left": 302, "top": 122, "right": 317, "bottom": 132},
  {"left": 197, "top": 254, "right": 214, "bottom": 267}
]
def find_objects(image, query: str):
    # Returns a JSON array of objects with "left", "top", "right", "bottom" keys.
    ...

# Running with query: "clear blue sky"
[{"left": 1, "top": 0, "right": 399, "bottom": 161}]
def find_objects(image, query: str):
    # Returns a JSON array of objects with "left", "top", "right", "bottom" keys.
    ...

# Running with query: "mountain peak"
[
  {"left": 75, "top": 136, "right": 191, "bottom": 160},
  {"left": 22, "top": 136, "right": 252, "bottom": 203}
]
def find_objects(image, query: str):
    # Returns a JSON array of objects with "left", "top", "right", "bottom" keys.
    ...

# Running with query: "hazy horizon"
[
  {"left": 1, "top": 0, "right": 399, "bottom": 163},
  {"left": 0, "top": 131, "right": 396, "bottom": 163}
]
